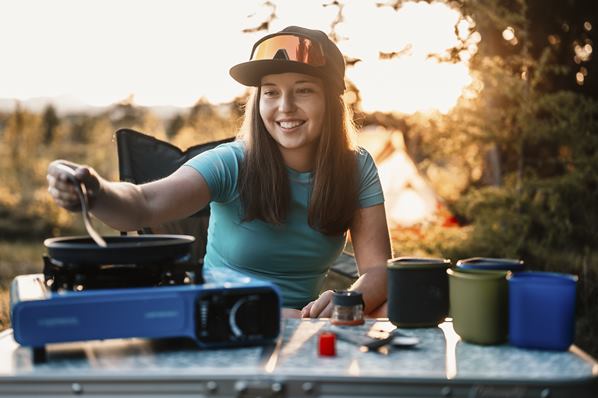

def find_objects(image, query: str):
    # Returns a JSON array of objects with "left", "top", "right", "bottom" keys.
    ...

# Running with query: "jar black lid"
[{"left": 332, "top": 290, "right": 364, "bottom": 306}]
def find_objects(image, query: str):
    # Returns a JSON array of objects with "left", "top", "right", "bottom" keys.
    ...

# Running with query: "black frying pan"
[{"left": 44, "top": 234, "right": 195, "bottom": 265}]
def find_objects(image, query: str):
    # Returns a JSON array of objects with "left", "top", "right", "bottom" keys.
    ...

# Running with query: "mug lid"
[
  {"left": 447, "top": 267, "right": 511, "bottom": 280},
  {"left": 457, "top": 257, "right": 523, "bottom": 264},
  {"left": 387, "top": 257, "right": 451, "bottom": 270}
]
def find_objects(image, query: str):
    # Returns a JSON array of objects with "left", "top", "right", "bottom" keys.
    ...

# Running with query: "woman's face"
[{"left": 259, "top": 72, "right": 326, "bottom": 165}]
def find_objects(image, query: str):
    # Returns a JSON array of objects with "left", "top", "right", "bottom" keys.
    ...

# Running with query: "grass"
[{"left": 0, "top": 240, "right": 45, "bottom": 331}]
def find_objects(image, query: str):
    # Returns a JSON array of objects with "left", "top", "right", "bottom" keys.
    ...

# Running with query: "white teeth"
[{"left": 278, "top": 120, "right": 304, "bottom": 129}]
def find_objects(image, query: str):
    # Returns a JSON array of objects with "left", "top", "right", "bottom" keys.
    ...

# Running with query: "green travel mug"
[{"left": 447, "top": 268, "right": 510, "bottom": 345}]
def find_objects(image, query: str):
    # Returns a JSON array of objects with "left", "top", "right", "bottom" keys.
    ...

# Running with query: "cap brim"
[{"left": 229, "top": 59, "right": 322, "bottom": 87}]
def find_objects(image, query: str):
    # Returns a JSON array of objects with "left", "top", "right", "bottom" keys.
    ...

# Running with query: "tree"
[
  {"left": 166, "top": 113, "right": 185, "bottom": 139},
  {"left": 455, "top": 0, "right": 596, "bottom": 96},
  {"left": 42, "top": 105, "right": 59, "bottom": 144},
  {"left": 436, "top": 0, "right": 598, "bottom": 357},
  {"left": 435, "top": 0, "right": 598, "bottom": 254}
]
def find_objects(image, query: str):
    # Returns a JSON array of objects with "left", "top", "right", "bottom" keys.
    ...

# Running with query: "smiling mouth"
[{"left": 277, "top": 120, "right": 305, "bottom": 129}]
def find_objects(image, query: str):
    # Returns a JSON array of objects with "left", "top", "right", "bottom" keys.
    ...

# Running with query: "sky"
[{"left": 0, "top": 0, "right": 476, "bottom": 114}]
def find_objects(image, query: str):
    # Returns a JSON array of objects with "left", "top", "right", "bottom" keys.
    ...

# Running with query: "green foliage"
[
  {"left": 452, "top": 90, "right": 598, "bottom": 257},
  {"left": 0, "top": 240, "right": 45, "bottom": 330},
  {"left": 0, "top": 102, "right": 238, "bottom": 241}
]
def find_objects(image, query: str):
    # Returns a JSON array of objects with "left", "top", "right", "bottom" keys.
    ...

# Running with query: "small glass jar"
[{"left": 331, "top": 290, "right": 364, "bottom": 326}]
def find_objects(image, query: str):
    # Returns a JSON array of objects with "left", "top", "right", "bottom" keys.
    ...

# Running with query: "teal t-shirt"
[{"left": 184, "top": 141, "right": 384, "bottom": 309}]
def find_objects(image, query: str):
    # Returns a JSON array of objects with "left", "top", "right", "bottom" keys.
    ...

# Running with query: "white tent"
[{"left": 357, "top": 125, "right": 446, "bottom": 228}]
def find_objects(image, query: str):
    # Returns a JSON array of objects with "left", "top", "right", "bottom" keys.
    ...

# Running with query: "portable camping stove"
[{"left": 11, "top": 256, "right": 281, "bottom": 363}]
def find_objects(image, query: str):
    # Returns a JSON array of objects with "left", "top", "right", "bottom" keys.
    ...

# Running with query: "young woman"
[{"left": 47, "top": 26, "right": 392, "bottom": 318}]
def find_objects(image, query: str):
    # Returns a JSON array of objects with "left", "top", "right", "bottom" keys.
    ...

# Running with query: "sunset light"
[
  {"left": 339, "top": 1, "right": 473, "bottom": 113},
  {"left": 1, "top": 0, "right": 475, "bottom": 114}
]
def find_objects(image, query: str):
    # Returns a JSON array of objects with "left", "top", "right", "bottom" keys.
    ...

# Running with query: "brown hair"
[{"left": 237, "top": 85, "right": 360, "bottom": 236}]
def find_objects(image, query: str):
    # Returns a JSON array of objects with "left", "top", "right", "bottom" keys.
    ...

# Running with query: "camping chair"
[
  {"left": 116, "top": 128, "right": 234, "bottom": 267},
  {"left": 115, "top": 128, "right": 358, "bottom": 287}
]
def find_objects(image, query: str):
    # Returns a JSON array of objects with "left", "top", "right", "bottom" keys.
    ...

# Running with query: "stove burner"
[{"left": 43, "top": 255, "right": 203, "bottom": 292}]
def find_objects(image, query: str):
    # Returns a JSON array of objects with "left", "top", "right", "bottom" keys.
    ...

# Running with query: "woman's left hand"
[{"left": 300, "top": 290, "right": 334, "bottom": 318}]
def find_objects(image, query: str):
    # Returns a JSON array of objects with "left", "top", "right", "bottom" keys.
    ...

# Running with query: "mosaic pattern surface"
[
  {"left": 272, "top": 319, "right": 447, "bottom": 378},
  {"left": 0, "top": 332, "right": 265, "bottom": 377},
  {"left": 0, "top": 319, "right": 596, "bottom": 382},
  {"left": 455, "top": 340, "right": 594, "bottom": 379}
]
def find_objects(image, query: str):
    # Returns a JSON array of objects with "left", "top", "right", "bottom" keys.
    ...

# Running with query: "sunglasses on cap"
[{"left": 250, "top": 34, "right": 326, "bottom": 67}]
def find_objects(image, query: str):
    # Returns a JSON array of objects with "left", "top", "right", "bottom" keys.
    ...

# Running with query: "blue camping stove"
[{"left": 10, "top": 270, "right": 281, "bottom": 362}]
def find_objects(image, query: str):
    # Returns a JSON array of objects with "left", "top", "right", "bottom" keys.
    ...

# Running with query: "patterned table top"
[{"left": 1, "top": 318, "right": 596, "bottom": 383}]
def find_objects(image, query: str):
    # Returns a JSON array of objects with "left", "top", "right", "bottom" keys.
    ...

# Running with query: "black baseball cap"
[{"left": 230, "top": 26, "right": 346, "bottom": 95}]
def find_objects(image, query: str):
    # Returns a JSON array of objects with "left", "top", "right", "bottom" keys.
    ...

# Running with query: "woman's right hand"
[
  {"left": 301, "top": 290, "right": 335, "bottom": 318},
  {"left": 47, "top": 160, "right": 101, "bottom": 212}
]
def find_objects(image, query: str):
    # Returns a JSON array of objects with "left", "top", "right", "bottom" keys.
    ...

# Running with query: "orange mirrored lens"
[{"left": 251, "top": 34, "right": 325, "bottom": 66}]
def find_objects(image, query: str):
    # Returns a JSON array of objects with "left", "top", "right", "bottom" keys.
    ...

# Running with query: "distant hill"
[
  {"left": 0, "top": 95, "right": 105, "bottom": 115},
  {"left": 0, "top": 95, "right": 187, "bottom": 119}
]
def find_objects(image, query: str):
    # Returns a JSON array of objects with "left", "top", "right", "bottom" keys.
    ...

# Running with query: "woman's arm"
[
  {"left": 47, "top": 161, "right": 211, "bottom": 232},
  {"left": 347, "top": 203, "right": 392, "bottom": 315},
  {"left": 301, "top": 203, "right": 392, "bottom": 318}
]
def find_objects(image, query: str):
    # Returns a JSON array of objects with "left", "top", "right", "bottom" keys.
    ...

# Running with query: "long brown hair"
[{"left": 237, "top": 84, "right": 359, "bottom": 236}]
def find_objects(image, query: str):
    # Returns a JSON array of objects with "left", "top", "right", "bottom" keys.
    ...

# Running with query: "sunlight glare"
[
  {"left": 338, "top": 1, "right": 473, "bottom": 114},
  {"left": 349, "top": 56, "right": 471, "bottom": 114},
  {"left": 0, "top": 0, "right": 262, "bottom": 107},
  {"left": 584, "top": 21, "right": 592, "bottom": 32},
  {"left": 1, "top": 0, "right": 475, "bottom": 114},
  {"left": 502, "top": 27, "right": 515, "bottom": 41}
]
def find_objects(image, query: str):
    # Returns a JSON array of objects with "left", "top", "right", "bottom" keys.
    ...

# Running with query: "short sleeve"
[
  {"left": 183, "top": 142, "right": 243, "bottom": 203},
  {"left": 357, "top": 147, "right": 385, "bottom": 208}
]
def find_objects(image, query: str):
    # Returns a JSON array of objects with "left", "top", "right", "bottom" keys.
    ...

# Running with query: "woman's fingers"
[
  {"left": 47, "top": 160, "right": 85, "bottom": 211},
  {"left": 47, "top": 178, "right": 76, "bottom": 201},
  {"left": 300, "top": 302, "right": 314, "bottom": 318},
  {"left": 302, "top": 290, "right": 335, "bottom": 318},
  {"left": 75, "top": 166, "right": 100, "bottom": 200}
]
